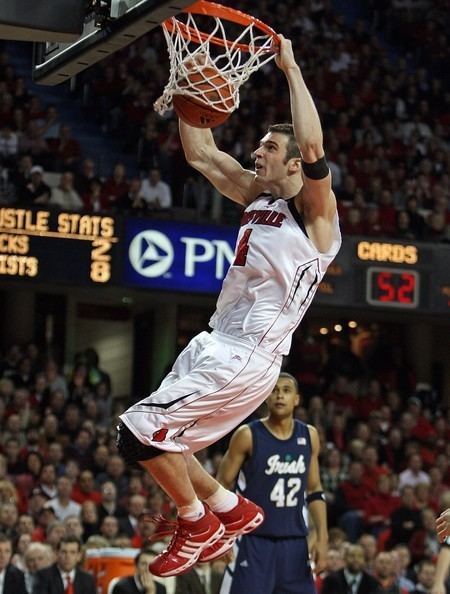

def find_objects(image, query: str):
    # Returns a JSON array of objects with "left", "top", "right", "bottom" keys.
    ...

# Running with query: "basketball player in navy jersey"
[
  {"left": 217, "top": 372, "right": 327, "bottom": 594},
  {"left": 117, "top": 35, "right": 340, "bottom": 578}
]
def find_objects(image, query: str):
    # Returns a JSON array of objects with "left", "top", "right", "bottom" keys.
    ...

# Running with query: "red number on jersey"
[{"left": 234, "top": 229, "right": 252, "bottom": 266}]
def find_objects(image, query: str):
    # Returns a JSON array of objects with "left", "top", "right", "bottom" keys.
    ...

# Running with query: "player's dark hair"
[
  {"left": 278, "top": 371, "right": 299, "bottom": 393},
  {"left": 268, "top": 123, "right": 301, "bottom": 162}
]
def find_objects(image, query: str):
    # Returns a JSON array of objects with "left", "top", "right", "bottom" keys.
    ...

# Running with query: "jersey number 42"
[{"left": 269, "top": 477, "right": 302, "bottom": 507}]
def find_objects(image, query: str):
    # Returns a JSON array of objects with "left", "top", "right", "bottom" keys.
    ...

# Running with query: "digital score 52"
[{"left": 0, "top": 208, "right": 119, "bottom": 284}]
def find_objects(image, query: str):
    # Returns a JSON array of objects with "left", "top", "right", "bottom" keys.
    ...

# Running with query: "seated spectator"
[
  {"left": 392, "top": 545, "right": 415, "bottom": 593},
  {"left": 364, "top": 205, "right": 383, "bottom": 236},
  {"left": 74, "top": 158, "right": 96, "bottom": 196},
  {"left": 423, "top": 211, "right": 447, "bottom": 242},
  {"left": 359, "top": 533, "right": 378, "bottom": 574},
  {"left": 71, "top": 470, "right": 101, "bottom": 505},
  {"left": 50, "top": 171, "right": 83, "bottom": 211},
  {"left": 46, "top": 475, "right": 81, "bottom": 522},
  {"left": 398, "top": 454, "right": 430, "bottom": 491},
  {"left": 409, "top": 507, "right": 440, "bottom": 563},
  {"left": 335, "top": 460, "right": 370, "bottom": 541},
  {"left": 40, "top": 105, "right": 61, "bottom": 141},
  {"left": 19, "top": 164, "right": 51, "bottom": 205},
  {"left": 321, "top": 543, "right": 379, "bottom": 594},
  {"left": 326, "top": 411, "right": 349, "bottom": 452},
  {"left": 373, "top": 551, "right": 407, "bottom": 594},
  {"left": 3, "top": 437, "right": 26, "bottom": 474},
  {"left": 365, "top": 474, "right": 400, "bottom": 536},
  {"left": 65, "top": 429, "right": 95, "bottom": 470},
  {"left": 342, "top": 205, "right": 365, "bottom": 235},
  {"left": 406, "top": 397, "right": 437, "bottom": 444},
  {"left": 377, "top": 190, "right": 397, "bottom": 235},
  {"left": 45, "top": 519, "right": 67, "bottom": 551},
  {"left": 414, "top": 483, "right": 434, "bottom": 512},
  {"left": 45, "top": 443, "right": 65, "bottom": 477},
  {"left": 33, "top": 535, "right": 96, "bottom": 594},
  {"left": 395, "top": 210, "right": 417, "bottom": 240},
  {"left": 63, "top": 515, "right": 84, "bottom": 542},
  {"left": 48, "top": 124, "right": 81, "bottom": 171},
  {"left": 362, "top": 445, "right": 390, "bottom": 494},
  {"left": 118, "top": 177, "right": 146, "bottom": 212},
  {"left": 18, "top": 121, "right": 50, "bottom": 164},
  {"left": 118, "top": 494, "right": 146, "bottom": 539},
  {"left": 99, "top": 514, "right": 120, "bottom": 544},
  {"left": 111, "top": 549, "right": 166, "bottom": 594},
  {"left": 388, "top": 486, "right": 422, "bottom": 548},
  {"left": 96, "top": 455, "right": 128, "bottom": 499},
  {"left": 23, "top": 541, "right": 53, "bottom": 594},
  {"left": 82, "top": 177, "right": 107, "bottom": 213},
  {"left": 321, "top": 446, "right": 348, "bottom": 520},
  {"left": 97, "top": 481, "right": 127, "bottom": 523},
  {"left": 316, "top": 547, "right": 345, "bottom": 593},
  {"left": 102, "top": 162, "right": 129, "bottom": 208},
  {"left": 411, "top": 559, "right": 436, "bottom": 594},
  {"left": 43, "top": 360, "right": 68, "bottom": 399},
  {"left": 79, "top": 501, "right": 99, "bottom": 542},
  {"left": 27, "top": 489, "right": 49, "bottom": 532},
  {"left": 0, "top": 501, "right": 19, "bottom": 540},
  {"left": 0, "top": 532, "right": 27, "bottom": 594},
  {"left": 140, "top": 167, "right": 172, "bottom": 210}
]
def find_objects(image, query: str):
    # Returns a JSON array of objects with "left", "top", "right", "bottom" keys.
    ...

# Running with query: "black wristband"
[
  {"left": 306, "top": 490, "right": 326, "bottom": 504},
  {"left": 302, "top": 156, "right": 329, "bottom": 180}
]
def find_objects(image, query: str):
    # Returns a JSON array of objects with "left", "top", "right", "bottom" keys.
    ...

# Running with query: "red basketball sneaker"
[
  {"left": 198, "top": 495, "right": 265, "bottom": 563},
  {"left": 149, "top": 507, "right": 225, "bottom": 577}
]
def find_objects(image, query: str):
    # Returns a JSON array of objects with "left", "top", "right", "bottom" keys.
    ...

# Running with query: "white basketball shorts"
[{"left": 119, "top": 330, "right": 282, "bottom": 455}]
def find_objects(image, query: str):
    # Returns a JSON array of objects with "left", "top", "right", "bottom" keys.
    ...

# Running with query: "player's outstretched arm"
[
  {"left": 306, "top": 424, "right": 328, "bottom": 574},
  {"left": 275, "top": 36, "right": 335, "bottom": 223},
  {"left": 216, "top": 425, "right": 252, "bottom": 490},
  {"left": 179, "top": 120, "right": 260, "bottom": 206}
]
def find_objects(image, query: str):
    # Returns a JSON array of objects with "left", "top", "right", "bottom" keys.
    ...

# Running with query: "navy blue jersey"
[{"left": 237, "top": 419, "right": 312, "bottom": 537}]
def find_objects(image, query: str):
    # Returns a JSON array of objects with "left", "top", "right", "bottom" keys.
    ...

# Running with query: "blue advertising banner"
[{"left": 124, "top": 218, "right": 238, "bottom": 293}]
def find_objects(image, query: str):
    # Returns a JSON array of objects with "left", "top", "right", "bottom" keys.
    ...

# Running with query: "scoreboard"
[
  {"left": 0, "top": 207, "right": 449, "bottom": 316},
  {"left": 0, "top": 208, "right": 120, "bottom": 285}
]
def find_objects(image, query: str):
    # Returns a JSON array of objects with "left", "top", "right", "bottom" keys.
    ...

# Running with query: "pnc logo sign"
[
  {"left": 126, "top": 222, "right": 237, "bottom": 292},
  {"left": 128, "top": 230, "right": 174, "bottom": 278}
]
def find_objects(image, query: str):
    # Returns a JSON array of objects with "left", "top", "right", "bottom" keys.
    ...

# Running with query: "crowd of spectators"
[
  {"left": 0, "top": 319, "right": 448, "bottom": 592},
  {"left": 0, "top": 1, "right": 448, "bottom": 240}
]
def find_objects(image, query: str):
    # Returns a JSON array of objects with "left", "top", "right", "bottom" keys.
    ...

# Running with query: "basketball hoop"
[{"left": 154, "top": 0, "right": 279, "bottom": 117}]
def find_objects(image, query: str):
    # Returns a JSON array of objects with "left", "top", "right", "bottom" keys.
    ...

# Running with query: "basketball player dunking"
[
  {"left": 218, "top": 372, "right": 327, "bottom": 594},
  {"left": 117, "top": 35, "right": 340, "bottom": 578}
]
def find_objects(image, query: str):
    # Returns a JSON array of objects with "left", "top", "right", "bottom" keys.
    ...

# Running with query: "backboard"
[{"left": 32, "top": 0, "right": 193, "bottom": 85}]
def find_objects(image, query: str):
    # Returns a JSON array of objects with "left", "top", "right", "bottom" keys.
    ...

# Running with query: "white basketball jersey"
[{"left": 210, "top": 193, "right": 341, "bottom": 355}]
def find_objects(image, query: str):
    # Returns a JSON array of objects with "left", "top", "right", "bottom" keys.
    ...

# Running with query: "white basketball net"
[{"left": 154, "top": 11, "right": 277, "bottom": 116}]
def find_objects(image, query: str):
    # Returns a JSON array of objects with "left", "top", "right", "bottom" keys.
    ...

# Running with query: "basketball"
[{"left": 173, "top": 66, "right": 234, "bottom": 128}]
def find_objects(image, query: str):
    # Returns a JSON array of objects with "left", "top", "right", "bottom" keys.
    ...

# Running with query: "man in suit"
[
  {"left": 118, "top": 495, "right": 146, "bottom": 538},
  {"left": 321, "top": 544, "right": 379, "bottom": 594},
  {"left": 33, "top": 535, "right": 96, "bottom": 594},
  {"left": 0, "top": 532, "right": 27, "bottom": 594},
  {"left": 111, "top": 549, "right": 166, "bottom": 594}
]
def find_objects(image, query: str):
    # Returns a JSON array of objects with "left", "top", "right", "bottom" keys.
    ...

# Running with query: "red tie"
[{"left": 66, "top": 574, "right": 74, "bottom": 594}]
